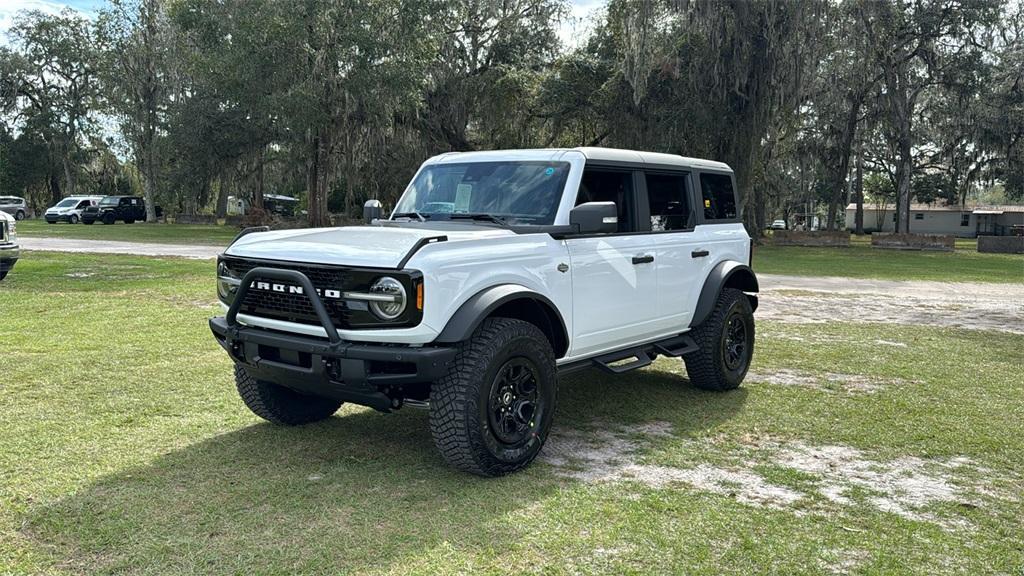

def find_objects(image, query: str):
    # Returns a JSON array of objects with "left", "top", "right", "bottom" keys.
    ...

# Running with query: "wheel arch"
[
  {"left": 689, "top": 261, "right": 759, "bottom": 329},
  {"left": 434, "top": 284, "right": 569, "bottom": 359}
]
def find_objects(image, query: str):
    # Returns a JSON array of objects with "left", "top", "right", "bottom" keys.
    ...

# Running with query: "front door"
[{"left": 566, "top": 168, "right": 659, "bottom": 358}]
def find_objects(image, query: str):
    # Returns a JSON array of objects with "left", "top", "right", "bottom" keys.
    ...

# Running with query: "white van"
[{"left": 44, "top": 196, "right": 104, "bottom": 224}]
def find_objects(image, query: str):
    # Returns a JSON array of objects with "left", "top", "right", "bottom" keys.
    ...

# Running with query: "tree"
[
  {"left": 806, "top": 2, "right": 877, "bottom": 230},
  {"left": 4, "top": 10, "right": 100, "bottom": 200},
  {"left": 97, "top": 0, "right": 174, "bottom": 222},
  {"left": 858, "top": 0, "right": 1000, "bottom": 233},
  {"left": 548, "top": 0, "right": 826, "bottom": 235}
]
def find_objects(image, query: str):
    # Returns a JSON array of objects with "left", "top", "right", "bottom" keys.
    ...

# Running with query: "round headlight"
[{"left": 369, "top": 277, "right": 406, "bottom": 320}]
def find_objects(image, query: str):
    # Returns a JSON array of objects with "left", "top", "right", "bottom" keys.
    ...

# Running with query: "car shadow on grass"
[{"left": 23, "top": 365, "right": 745, "bottom": 574}]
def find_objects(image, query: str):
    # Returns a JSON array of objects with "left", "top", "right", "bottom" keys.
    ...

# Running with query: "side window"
[
  {"left": 699, "top": 173, "right": 738, "bottom": 220},
  {"left": 645, "top": 172, "right": 693, "bottom": 231},
  {"left": 77, "top": 201, "right": 90, "bottom": 209},
  {"left": 576, "top": 169, "right": 634, "bottom": 232}
]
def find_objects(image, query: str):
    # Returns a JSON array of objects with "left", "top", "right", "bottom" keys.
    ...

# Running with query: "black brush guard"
[{"left": 209, "top": 267, "right": 455, "bottom": 412}]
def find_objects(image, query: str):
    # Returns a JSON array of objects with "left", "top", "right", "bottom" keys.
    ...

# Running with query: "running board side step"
[{"left": 558, "top": 333, "right": 699, "bottom": 376}]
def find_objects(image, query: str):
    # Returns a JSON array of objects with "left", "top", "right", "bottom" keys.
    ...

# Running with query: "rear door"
[
  {"left": 641, "top": 170, "right": 705, "bottom": 331},
  {"left": 565, "top": 167, "right": 659, "bottom": 358}
]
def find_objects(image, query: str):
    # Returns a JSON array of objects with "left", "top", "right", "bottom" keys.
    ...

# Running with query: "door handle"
[
  {"left": 691, "top": 250, "right": 710, "bottom": 258},
  {"left": 632, "top": 255, "right": 654, "bottom": 265}
]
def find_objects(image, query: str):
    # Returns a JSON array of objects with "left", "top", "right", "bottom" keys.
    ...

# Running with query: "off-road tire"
[
  {"left": 429, "top": 318, "right": 557, "bottom": 477},
  {"left": 234, "top": 364, "right": 343, "bottom": 425},
  {"left": 102, "top": 213, "right": 116, "bottom": 225},
  {"left": 684, "top": 288, "right": 755, "bottom": 391}
]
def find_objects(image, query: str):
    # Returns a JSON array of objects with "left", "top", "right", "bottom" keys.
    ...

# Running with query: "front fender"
[{"left": 434, "top": 284, "right": 567, "bottom": 347}]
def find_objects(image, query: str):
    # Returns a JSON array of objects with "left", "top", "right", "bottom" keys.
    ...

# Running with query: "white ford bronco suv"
[{"left": 210, "top": 148, "right": 758, "bottom": 476}]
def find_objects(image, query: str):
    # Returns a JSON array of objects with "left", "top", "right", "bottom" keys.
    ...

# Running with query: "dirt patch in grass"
[
  {"left": 757, "top": 275, "right": 1024, "bottom": 334},
  {"left": 820, "top": 548, "right": 869, "bottom": 575},
  {"left": 542, "top": 422, "right": 1003, "bottom": 529},
  {"left": 745, "top": 369, "right": 904, "bottom": 394}
]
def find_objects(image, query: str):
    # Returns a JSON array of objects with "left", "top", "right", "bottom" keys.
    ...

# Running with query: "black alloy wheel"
[
  {"left": 722, "top": 312, "right": 749, "bottom": 372},
  {"left": 487, "top": 357, "right": 543, "bottom": 447}
]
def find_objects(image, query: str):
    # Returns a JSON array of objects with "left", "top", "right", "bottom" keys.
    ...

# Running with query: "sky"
[
  {"left": 0, "top": 0, "right": 103, "bottom": 35},
  {"left": 0, "top": 0, "right": 608, "bottom": 49}
]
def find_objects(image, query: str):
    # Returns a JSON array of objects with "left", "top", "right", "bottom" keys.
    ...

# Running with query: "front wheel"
[
  {"left": 234, "top": 364, "right": 343, "bottom": 425},
  {"left": 683, "top": 288, "right": 755, "bottom": 391},
  {"left": 15, "top": 211, "right": 25, "bottom": 221},
  {"left": 102, "top": 213, "right": 115, "bottom": 225},
  {"left": 430, "top": 318, "right": 557, "bottom": 477}
]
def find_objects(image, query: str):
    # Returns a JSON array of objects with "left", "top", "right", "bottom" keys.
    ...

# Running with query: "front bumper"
[
  {"left": 45, "top": 213, "right": 71, "bottom": 223},
  {"left": 0, "top": 244, "right": 19, "bottom": 273},
  {"left": 210, "top": 317, "right": 456, "bottom": 411},
  {"left": 209, "top": 266, "right": 455, "bottom": 412}
]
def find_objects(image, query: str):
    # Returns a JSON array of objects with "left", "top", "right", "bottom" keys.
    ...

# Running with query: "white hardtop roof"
[{"left": 427, "top": 147, "right": 732, "bottom": 172}]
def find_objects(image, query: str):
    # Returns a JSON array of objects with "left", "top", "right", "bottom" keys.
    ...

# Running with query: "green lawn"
[
  {"left": 754, "top": 243, "right": 1023, "bottom": 283},
  {"left": 2, "top": 252, "right": 1022, "bottom": 574},
  {"left": 16, "top": 218, "right": 240, "bottom": 245}
]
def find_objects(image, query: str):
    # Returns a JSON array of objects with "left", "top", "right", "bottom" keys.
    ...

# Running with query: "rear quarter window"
[{"left": 699, "top": 173, "right": 739, "bottom": 221}]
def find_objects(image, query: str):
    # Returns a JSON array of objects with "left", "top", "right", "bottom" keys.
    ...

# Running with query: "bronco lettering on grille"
[{"left": 251, "top": 281, "right": 342, "bottom": 299}]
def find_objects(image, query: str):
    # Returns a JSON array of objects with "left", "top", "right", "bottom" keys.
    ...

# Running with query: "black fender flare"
[
  {"left": 689, "top": 261, "right": 759, "bottom": 329},
  {"left": 434, "top": 284, "right": 569, "bottom": 354}
]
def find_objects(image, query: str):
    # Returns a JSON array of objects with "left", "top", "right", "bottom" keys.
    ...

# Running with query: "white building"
[{"left": 845, "top": 203, "right": 1024, "bottom": 238}]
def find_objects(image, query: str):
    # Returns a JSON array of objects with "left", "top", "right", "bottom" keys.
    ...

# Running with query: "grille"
[{"left": 226, "top": 259, "right": 352, "bottom": 327}]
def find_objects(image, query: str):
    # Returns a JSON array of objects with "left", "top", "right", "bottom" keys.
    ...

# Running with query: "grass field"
[
  {"left": 754, "top": 243, "right": 1022, "bottom": 283},
  {"left": 2, "top": 252, "right": 1022, "bottom": 575},
  {"left": 16, "top": 219, "right": 239, "bottom": 246}
]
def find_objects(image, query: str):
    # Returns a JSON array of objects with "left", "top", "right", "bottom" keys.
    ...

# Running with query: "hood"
[
  {"left": 224, "top": 224, "right": 514, "bottom": 268},
  {"left": 0, "top": 210, "right": 11, "bottom": 223}
]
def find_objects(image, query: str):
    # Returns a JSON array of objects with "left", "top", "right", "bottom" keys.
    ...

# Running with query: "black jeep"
[{"left": 82, "top": 196, "right": 147, "bottom": 225}]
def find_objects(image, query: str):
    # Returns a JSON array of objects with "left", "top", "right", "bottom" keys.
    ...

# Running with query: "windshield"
[
  {"left": 99, "top": 197, "right": 119, "bottom": 206},
  {"left": 393, "top": 161, "right": 570, "bottom": 225},
  {"left": 55, "top": 199, "right": 78, "bottom": 208}
]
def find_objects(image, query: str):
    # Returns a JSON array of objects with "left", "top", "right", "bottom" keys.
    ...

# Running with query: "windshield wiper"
[
  {"left": 391, "top": 211, "right": 428, "bottom": 222},
  {"left": 448, "top": 213, "right": 509, "bottom": 227}
]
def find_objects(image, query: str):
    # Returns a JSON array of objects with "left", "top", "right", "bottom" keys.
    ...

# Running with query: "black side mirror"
[
  {"left": 570, "top": 201, "right": 618, "bottom": 234},
  {"left": 363, "top": 200, "right": 382, "bottom": 222}
]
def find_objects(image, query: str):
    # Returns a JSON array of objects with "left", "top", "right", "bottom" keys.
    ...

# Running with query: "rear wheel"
[
  {"left": 15, "top": 210, "right": 24, "bottom": 221},
  {"left": 234, "top": 364, "right": 343, "bottom": 425},
  {"left": 69, "top": 214, "right": 79, "bottom": 224},
  {"left": 430, "top": 318, "right": 557, "bottom": 476},
  {"left": 683, "top": 288, "right": 755, "bottom": 391}
]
